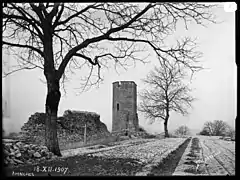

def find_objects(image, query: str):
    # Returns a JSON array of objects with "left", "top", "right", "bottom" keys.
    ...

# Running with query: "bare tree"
[
  {"left": 203, "top": 121, "right": 215, "bottom": 136},
  {"left": 175, "top": 125, "right": 190, "bottom": 136},
  {"left": 2, "top": 3, "right": 217, "bottom": 155},
  {"left": 212, "top": 120, "right": 228, "bottom": 136},
  {"left": 139, "top": 60, "right": 195, "bottom": 137},
  {"left": 201, "top": 120, "right": 228, "bottom": 136}
]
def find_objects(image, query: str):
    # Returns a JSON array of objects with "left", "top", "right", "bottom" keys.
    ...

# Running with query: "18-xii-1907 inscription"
[{"left": 33, "top": 165, "right": 69, "bottom": 175}]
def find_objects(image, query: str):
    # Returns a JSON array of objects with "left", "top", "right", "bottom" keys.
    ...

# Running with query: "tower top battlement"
[
  {"left": 112, "top": 81, "right": 137, "bottom": 88},
  {"left": 113, "top": 81, "right": 136, "bottom": 84}
]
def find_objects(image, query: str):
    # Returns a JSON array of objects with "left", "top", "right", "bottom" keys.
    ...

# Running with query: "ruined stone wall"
[
  {"left": 19, "top": 110, "right": 110, "bottom": 147},
  {"left": 112, "top": 81, "right": 139, "bottom": 133}
]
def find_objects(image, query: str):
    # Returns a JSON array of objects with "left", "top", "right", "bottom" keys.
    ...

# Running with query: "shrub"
[
  {"left": 138, "top": 126, "right": 146, "bottom": 132},
  {"left": 5, "top": 132, "right": 19, "bottom": 139},
  {"left": 143, "top": 134, "right": 156, "bottom": 139},
  {"left": 199, "top": 129, "right": 210, "bottom": 136}
]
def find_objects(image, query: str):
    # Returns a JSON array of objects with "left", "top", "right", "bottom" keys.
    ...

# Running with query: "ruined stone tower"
[{"left": 112, "top": 81, "right": 139, "bottom": 133}]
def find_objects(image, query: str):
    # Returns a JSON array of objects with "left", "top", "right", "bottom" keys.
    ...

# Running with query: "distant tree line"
[{"left": 198, "top": 120, "right": 235, "bottom": 137}]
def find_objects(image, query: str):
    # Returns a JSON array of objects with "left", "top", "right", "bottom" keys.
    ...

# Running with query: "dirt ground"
[
  {"left": 173, "top": 135, "right": 235, "bottom": 176},
  {"left": 3, "top": 137, "right": 187, "bottom": 176},
  {"left": 199, "top": 136, "right": 235, "bottom": 175},
  {"left": 3, "top": 136, "right": 235, "bottom": 176}
]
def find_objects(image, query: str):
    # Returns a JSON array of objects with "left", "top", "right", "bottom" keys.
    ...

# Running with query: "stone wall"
[
  {"left": 19, "top": 110, "right": 110, "bottom": 147},
  {"left": 112, "top": 81, "right": 139, "bottom": 133}
]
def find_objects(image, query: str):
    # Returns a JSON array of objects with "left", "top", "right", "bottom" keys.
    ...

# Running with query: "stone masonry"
[{"left": 112, "top": 81, "right": 139, "bottom": 134}]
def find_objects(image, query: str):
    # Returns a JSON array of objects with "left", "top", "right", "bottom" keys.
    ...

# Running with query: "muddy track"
[
  {"left": 202, "top": 140, "right": 232, "bottom": 175},
  {"left": 211, "top": 140, "right": 235, "bottom": 156},
  {"left": 181, "top": 137, "right": 207, "bottom": 175},
  {"left": 147, "top": 138, "right": 191, "bottom": 176},
  {"left": 204, "top": 139, "right": 235, "bottom": 170},
  {"left": 198, "top": 140, "right": 211, "bottom": 175}
]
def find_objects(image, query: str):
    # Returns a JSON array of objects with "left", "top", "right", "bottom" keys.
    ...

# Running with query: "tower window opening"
[{"left": 117, "top": 103, "right": 119, "bottom": 111}]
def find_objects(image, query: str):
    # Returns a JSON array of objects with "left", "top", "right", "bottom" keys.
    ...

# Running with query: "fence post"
[{"left": 84, "top": 123, "right": 87, "bottom": 145}]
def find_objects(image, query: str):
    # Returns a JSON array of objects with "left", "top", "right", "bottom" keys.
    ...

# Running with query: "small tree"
[
  {"left": 199, "top": 128, "right": 209, "bottom": 136},
  {"left": 203, "top": 121, "right": 214, "bottom": 136},
  {"left": 139, "top": 61, "right": 196, "bottom": 138},
  {"left": 175, "top": 125, "right": 190, "bottom": 136},
  {"left": 224, "top": 125, "right": 235, "bottom": 138},
  {"left": 138, "top": 126, "right": 147, "bottom": 133},
  {"left": 228, "top": 128, "right": 235, "bottom": 140}
]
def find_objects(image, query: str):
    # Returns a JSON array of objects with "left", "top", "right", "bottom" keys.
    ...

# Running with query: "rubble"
[
  {"left": 18, "top": 110, "right": 110, "bottom": 147},
  {"left": 3, "top": 140, "right": 57, "bottom": 167}
]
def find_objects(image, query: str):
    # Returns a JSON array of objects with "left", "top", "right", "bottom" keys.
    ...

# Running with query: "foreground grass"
[
  {"left": 4, "top": 153, "right": 146, "bottom": 176},
  {"left": 3, "top": 135, "right": 178, "bottom": 177}
]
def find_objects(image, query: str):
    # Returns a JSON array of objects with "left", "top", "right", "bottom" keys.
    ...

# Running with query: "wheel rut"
[
  {"left": 201, "top": 140, "right": 232, "bottom": 175},
  {"left": 147, "top": 138, "right": 191, "bottom": 176}
]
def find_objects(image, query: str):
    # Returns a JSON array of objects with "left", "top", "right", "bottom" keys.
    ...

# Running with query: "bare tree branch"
[
  {"left": 2, "top": 41, "right": 44, "bottom": 57},
  {"left": 3, "top": 4, "right": 44, "bottom": 40},
  {"left": 57, "top": 3, "right": 155, "bottom": 79},
  {"left": 55, "top": 3, "right": 102, "bottom": 27},
  {"left": 2, "top": 66, "right": 37, "bottom": 78},
  {"left": 139, "top": 60, "right": 196, "bottom": 124}
]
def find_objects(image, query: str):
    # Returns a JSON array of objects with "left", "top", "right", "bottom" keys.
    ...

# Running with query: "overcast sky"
[{"left": 2, "top": 3, "right": 236, "bottom": 134}]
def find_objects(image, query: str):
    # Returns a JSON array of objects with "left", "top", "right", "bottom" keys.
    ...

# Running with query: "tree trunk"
[
  {"left": 42, "top": 21, "right": 61, "bottom": 156},
  {"left": 45, "top": 78, "right": 62, "bottom": 156},
  {"left": 164, "top": 113, "right": 169, "bottom": 138},
  {"left": 164, "top": 120, "right": 169, "bottom": 138},
  {"left": 164, "top": 105, "right": 170, "bottom": 138}
]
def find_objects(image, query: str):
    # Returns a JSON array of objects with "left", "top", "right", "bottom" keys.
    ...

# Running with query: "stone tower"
[{"left": 112, "top": 81, "right": 139, "bottom": 134}]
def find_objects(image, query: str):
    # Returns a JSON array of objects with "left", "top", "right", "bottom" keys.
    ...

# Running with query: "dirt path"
[
  {"left": 172, "top": 137, "right": 208, "bottom": 175},
  {"left": 171, "top": 136, "right": 235, "bottom": 176},
  {"left": 200, "top": 136, "right": 235, "bottom": 175},
  {"left": 172, "top": 137, "right": 198, "bottom": 175},
  {"left": 145, "top": 136, "right": 235, "bottom": 176},
  {"left": 147, "top": 138, "right": 191, "bottom": 176}
]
